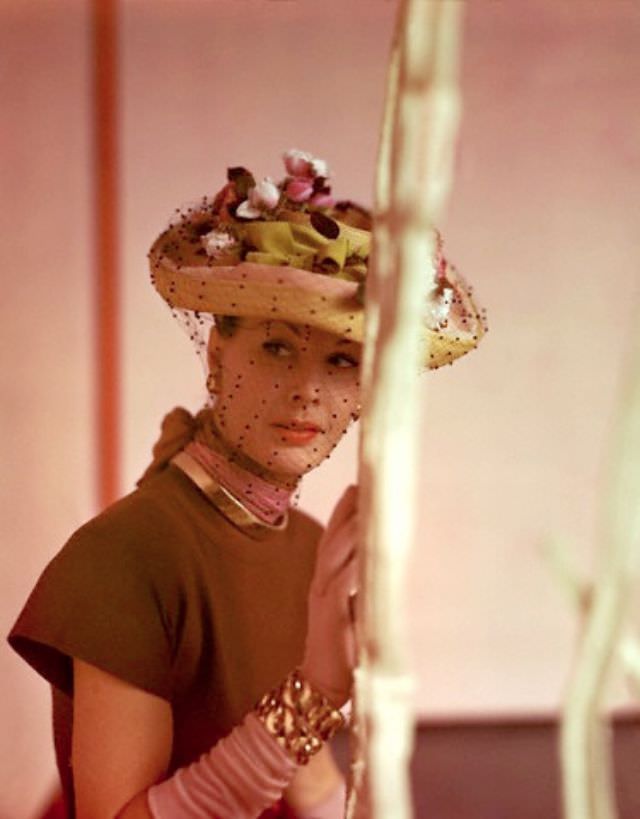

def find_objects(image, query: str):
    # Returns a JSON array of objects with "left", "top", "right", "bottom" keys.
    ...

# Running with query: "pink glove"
[
  {"left": 146, "top": 712, "right": 296, "bottom": 818},
  {"left": 296, "top": 778, "right": 347, "bottom": 819},
  {"left": 300, "top": 485, "right": 359, "bottom": 707}
]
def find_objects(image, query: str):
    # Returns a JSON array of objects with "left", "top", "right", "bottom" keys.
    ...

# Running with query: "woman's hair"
[{"left": 214, "top": 315, "right": 239, "bottom": 337}]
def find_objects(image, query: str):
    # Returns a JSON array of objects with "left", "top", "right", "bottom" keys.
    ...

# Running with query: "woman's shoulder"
[
  {"left": 68, "top": 465, "right": 203, "bottom": 558},
  {"left": 7, "top": 467, "right": 200, "bottom": 699}
]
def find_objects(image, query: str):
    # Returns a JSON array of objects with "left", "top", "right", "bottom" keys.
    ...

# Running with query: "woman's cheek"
[{"left": 327, "top": 412, "right": 354, "bottom": 448}]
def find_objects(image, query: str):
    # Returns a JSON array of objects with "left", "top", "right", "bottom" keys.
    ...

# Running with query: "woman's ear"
[{"left": 206, "top": 327, "right": 224, "bottom": 397}]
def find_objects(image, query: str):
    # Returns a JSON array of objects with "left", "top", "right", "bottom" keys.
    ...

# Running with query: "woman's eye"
[
  {"left": 327, "top": 353, "right": 359, "bottom": 369},
  {"left": 262, "top": 340, "right": 293, "bottom": 358}
]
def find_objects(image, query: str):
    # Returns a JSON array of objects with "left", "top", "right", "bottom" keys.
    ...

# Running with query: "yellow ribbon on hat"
[{"left": 234, "top": 220, "right": 370, "bottom": 281}]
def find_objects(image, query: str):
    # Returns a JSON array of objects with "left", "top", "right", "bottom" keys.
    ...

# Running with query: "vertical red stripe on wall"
[{"left": 92, "top": 0, "right": 120, "bottom": 508}]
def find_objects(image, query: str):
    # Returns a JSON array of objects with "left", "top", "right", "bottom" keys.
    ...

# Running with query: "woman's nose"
[
  {"left": 290, "top": 388, "right": 321, "bottom": 406},
  {"left": 288, "top": 377, "right": 322, "bottom": 406},
  {"left": 285, "top": 358, "right": 326, "bottom": 406}
]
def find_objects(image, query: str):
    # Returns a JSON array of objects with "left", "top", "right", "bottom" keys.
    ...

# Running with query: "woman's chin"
[
  {"left": 221, "top": 426, "right": 336, "bottom": 481},
  {"left": 250, "top": 446, "right": 328, "bottom": 481}
]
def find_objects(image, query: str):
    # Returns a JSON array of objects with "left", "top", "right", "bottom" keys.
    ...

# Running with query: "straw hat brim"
[{"left": 149, "top": 254, "right": 484, "bottom": 370}]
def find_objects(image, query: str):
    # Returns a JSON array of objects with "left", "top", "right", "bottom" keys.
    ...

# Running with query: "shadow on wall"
[{"left": 332, "top": 715, "right": 640, "bottom": 819}]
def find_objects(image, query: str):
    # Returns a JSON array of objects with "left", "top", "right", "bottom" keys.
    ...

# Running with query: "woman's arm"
[
  {"left": 72, "top": 658, "right": 171, "bottom": 819},
  {"left": 72, "top": 659, "right": 296, "bottom": 819},
  {"left": 73, "top": 660, "right": 346, "bottom": 819}
]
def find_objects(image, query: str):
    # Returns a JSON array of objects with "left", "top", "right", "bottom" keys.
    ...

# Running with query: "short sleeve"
[{"left": 8, "top": 497, "right": 182, "bottom": 701}]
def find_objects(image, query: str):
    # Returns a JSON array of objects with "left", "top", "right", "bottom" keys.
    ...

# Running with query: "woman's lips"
[{"left": 273, "top": 422, "right": 322, "bottom": 445}]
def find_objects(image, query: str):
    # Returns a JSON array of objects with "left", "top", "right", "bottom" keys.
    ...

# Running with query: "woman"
[{"left": 9, "top": 150, "right": 485, "bottom": 818}]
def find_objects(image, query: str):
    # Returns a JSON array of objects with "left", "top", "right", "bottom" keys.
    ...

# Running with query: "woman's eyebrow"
[
  {"left": 263, "top": 320, "right": 302, "bottom": 337},
  {"left": 268, "top": 321, "right": 308, "bottom": 338}
]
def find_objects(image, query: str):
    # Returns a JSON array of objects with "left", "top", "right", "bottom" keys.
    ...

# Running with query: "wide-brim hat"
[{"left": 148, "top": 152, "right": 487, "bottom": 369}]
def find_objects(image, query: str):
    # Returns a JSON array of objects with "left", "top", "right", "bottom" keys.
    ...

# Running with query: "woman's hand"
[{"left": 300, "top": 484, "right": 359, "bottom": 707}]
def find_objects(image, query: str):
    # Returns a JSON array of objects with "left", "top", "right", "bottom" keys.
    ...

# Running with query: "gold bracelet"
[{"left": 254, "top": 669, "right": 345, "bottom": 765}]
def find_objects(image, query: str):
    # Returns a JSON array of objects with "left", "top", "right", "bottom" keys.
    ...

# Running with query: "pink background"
[{"left": 2, "top": 2, "right": 640, "bottom": 815}]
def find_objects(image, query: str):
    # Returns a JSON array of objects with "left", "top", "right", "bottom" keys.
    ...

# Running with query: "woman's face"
[{"left": 209, "top": 319, "right": 361, "bottom": 479}]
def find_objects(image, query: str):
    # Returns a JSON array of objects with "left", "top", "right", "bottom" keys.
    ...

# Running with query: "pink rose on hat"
[
  {"left": 283, "top": 150, "right": 334, "bottom": 208},
  {"left": 309, "top": 190, "right": 334, "bottom": 208},
  {"left": 283, "top": 149, "right": 330, "bottom": 179},
  {"left": 285, "top": 177, "right": 314, "bottom": 203}
]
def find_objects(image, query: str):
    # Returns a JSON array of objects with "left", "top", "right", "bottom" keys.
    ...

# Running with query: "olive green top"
[{"left": 9, "top": 465, "right": 321, "bottom": 808}]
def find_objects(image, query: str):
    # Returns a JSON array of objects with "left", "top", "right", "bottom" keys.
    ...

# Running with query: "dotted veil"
[{"left": 145, "top": 151, "right": 487, "bottom": 517}]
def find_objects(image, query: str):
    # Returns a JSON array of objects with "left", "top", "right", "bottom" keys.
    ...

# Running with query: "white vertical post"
[
  {"left": 561, "top": 316, "right": 640, "bottom": 819},
  {"left": 350, "top": 3, "right": 465, "bottom": 817}
]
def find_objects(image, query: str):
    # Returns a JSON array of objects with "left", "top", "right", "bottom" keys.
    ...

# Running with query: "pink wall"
[
  {"left": 2, "top": 1, "right": 639, "bottom": 815},
  {"left": 425, "top": 1, "right": 640, "bottom": 711},
  {"left": 1, "top": 2, "right": 93, "bottom": 816}
]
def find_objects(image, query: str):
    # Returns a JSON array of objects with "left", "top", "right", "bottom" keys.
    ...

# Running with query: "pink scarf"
[
  {"left": 184, "top": 440, "right": 294, "bottom": 525},
  {"left": 138, "top": 407, "right": 297, "bottom": 526}
]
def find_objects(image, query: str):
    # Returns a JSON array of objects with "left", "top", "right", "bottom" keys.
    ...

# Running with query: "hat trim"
[{"left": 149, "top": 258, "right": 483, "bottom": 369}]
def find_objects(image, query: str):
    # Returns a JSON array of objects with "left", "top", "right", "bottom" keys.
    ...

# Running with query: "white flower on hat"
[
  {"left": 236, "top": 176, "right": 280, "bottom": 219},
  {"left": 427, "top": 286, "right": 453, "bottom": 329},
  {"left": 202, "top": 228, "right": 238, "bottom": 258},
  {"left": 309, "top": 156, "right": 329, "bottom": 178}
]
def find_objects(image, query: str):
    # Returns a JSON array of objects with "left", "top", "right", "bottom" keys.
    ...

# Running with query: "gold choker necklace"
[{"left": 171, "top": 450, "right": 288, "bottom": 539}]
